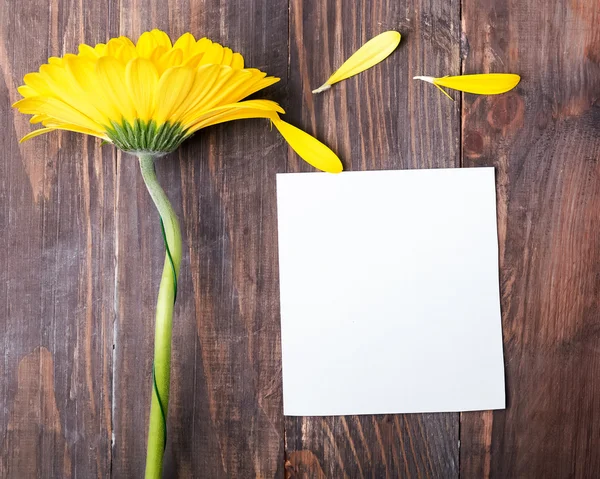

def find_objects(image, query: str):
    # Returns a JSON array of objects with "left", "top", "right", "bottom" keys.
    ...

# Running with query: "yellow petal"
[
  {"left": 149, "top": 45, "right": 169, "bottom": 64},
  {"left": 136, "top": 34, "right": 157, "bottom": 57},
  {"left": 23, "top": 72, "right": 53, "bottom": 96},
  {"left": 156, "top": 48, "right": 184, "bottom": 73},
  {"left": 272, "top": 119, "right": 343, "bottom": 173},
  {"left": 183, "top": 53, "right": 204, "bottom": 69},
  {"left": 38, "top": 63, "right": 107, "bottom": 125},
  {"left": 96, "top": 56, "right": 137, "bottom": 123},
  {"left": 17, "top": 85, "right": 39, "bottom": 97},
  {"left": 64, "top": 56, "right": 122, "bottom": 122},
  {"left": 184, "top": 99, "right": 283, "bottom": 127},
  {"left": 222, "top": 47, "right": 233, "bottom": 66},
  {"left": 191, "top": 37, "right": 212, "bottom": 56},
  {"left": 154, "top": 66, "right": 196, "bottom": 125},
  {"left": 19, "top": 127, "right": 56, "bottom": 142},
  {"left": 177, "top": 66, "right": 245, "bottom": 124},
  {"left": 173, "top": 32, "right": 197, "bottom": 59},
  {"left": 197, "top": 68, "right": 254, "bottom": 110},
  {"left": 58, "top": 124, "right": 110, "bottom": 139},
  {"left": 78, "top": 43, "right": 101, "bottom": 59},
  {"left": 126, "top": 58, "right": 159, "bottom": 122},
  {"left": 36, "top": 122, "right": 110, "bottom": 139},
  {"left": 173, "top": 64, "right": 223, "bottom": 124},
  {"left": 13, "top": 97, "right": 104, "bottom": 133},
  {"left": 231, "top": 53, "right": 244, "bottom": 69},
  {"left": 232, "top": 70, "right": 280, "bottom": 101},
  {"left": 150, "top": 29, "right": 172, "bottom": 49},
  {"left": 105, "top": 36, "right": 137, "bottom": 63},
  {"left": 414, "top": 73, "right": 521, "bottom": 97},
  {"left": 30, "top": 114, "right": 49, "bottom": 124},
  {"left": 313, "top": 31, "right": 401, "bottom": 93},
  {"left": 199, "top": 42, "right": 224, "bottom": 65},
  {"left": 137, "top": 29, "right": 172, "bottom": 58},
  {"left": 105, "top": 38, "right": 124, "bottom": 59},
  {"left": 185, "top": 100, "right": 283, "bottom": 133}
]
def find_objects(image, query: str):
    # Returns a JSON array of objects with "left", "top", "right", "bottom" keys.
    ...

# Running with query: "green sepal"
[{"left": 105, "top": 119, "right": 189, "bottom": 155}]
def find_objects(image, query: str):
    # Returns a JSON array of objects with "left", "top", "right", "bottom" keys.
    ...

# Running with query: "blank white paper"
[{"left": 276, "top": 167, "right": 505, "bottom": 416}]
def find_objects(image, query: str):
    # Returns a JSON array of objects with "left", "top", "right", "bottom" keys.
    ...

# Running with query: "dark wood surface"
[
  {"left": 459, "top": 0, "right": 600, "bottom": 477},
  {"left": 0, "top": 0, "right": 598, "bottom": 478}
]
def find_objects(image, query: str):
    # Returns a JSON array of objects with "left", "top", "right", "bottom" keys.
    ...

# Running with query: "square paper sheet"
[{"left": 276, "top": 167, "right": 505, "bottom": 416}]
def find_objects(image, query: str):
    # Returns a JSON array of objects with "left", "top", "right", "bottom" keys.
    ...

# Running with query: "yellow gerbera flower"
[{"left": 13, "top": 29, "right": 342, "bottom": 173}]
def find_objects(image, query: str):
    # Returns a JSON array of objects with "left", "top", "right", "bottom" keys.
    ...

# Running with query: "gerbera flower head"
[{"left": 13, "top": 29, "right": 342, "bottom": 172}]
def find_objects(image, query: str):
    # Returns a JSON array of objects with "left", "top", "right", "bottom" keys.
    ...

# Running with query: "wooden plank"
[
  {"left": 460, "top": 0, "right": 600, "bottom": 476},
  {"left": 284, "top": 0, "right": 461, "bottom": 476},
  {"left": 0, "top": 1, "right": 116, "bottom": 477},
  {"left": 111, "top": 1, "right": 289, "bottom": 476}
]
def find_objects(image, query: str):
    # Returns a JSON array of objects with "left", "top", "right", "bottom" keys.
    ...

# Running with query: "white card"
[{"left": 276, "top": 167, "right": 505, "bottom": 416}]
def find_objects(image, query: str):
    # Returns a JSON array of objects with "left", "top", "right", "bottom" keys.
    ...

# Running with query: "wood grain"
[
  {"left": 283, "top": 0, "right": 461, "bottom": 477},
  {"left": 1, "top": 0, "right": 599, "bottom": 477},
  {"left": 0, "top": 1, "right": 116, "bottom": 477},
  {"left": 460, "top": 0, "right": 600, "bottom": 476}
]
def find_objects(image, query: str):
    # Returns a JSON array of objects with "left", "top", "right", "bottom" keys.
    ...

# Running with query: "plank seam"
[{"left": 458, "top": 0, "right": 465, "bottom": 476}]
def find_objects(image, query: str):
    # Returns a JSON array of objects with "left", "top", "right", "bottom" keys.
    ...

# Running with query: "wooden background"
[{"left": 1, "top": 0, "right": 599, "bottom": 476}]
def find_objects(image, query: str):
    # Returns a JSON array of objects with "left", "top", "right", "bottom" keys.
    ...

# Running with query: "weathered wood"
[
  {"left": 3, "top": 0, "right": 600, "bottom": 477},
  {"left": 283, "top": 0, "right": 461, "bottom": 477},
  {"left": 0, "top": 1, "right": 116, "bottom": 477},
  {"left": 460, "top": 0, "right": 600, "bottom": 476},
  {"left": 285, "top": 415, "right": 458, "bottom": 478}
]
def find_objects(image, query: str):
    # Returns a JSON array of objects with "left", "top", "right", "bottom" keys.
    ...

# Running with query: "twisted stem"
[{"left": 138, "top": 153, "right": 182, "bottom": 479}]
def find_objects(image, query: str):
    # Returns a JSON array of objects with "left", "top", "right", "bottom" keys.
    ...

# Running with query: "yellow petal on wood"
[
  {"left": 149, "top": 29, "right": 173, "bottom": 49},
  {"left": 105, "top": 37, "right": 136, "bottom": 62},
  {"left": 197, "top": 69, "right": 255, "bottom": 111},
  {"left": 231, "top": 53, "right": 244, "bottom": 69},
  {"left": 19, "top": 127, "right": 56, "bottom": 143},
  {"left": 222, "top": 47, "right": 234, "bottom": 67},
  {"left": 30, "top": 114, "right": 49, "bottom": 124},
  {"left": 23, "top": 72, "right": 53, "bottom": 96},
  {"left": 18, "top": 85, "right": 39, "bottom": 98},
  {"left": 78, "top": 43, "right": 101, "bottom": 59},
  {"left": 113, "top": 37, "right": 138, "bottom": 64},
  {"left": 273, "top": 119, "right": 343, "bottom": 173},
  {"left": 13, "top": 97, "right": 104, "bottom": 133},
  {"left": 173, "top": 32, "right": 197, "bottom": 58},
  {"left": 191, "top": 37, "right": 213, "bottom": 57},
  {"left": 185, "top": 100, "right": 283, "bottom": 133},
  {"left": 37, "top": 122, "right": 110, "bottom": 140},
  {"left": 413, "top": 73, "right": 521, "bottom": 99},
  {"left": 136, "top": 29, "right": 172, "bottom": 58},
  {"left": 312, "top": 31, "right": 401, "bottom": 94},
  {"left": 39, "top": 63, "right": 107, "bottom": 125},
  {"left": 233, "top": 72, "right": 280, "bottom": 102},
  {"left": 199, "top": 43, "right": 225, "bottom": 65}
]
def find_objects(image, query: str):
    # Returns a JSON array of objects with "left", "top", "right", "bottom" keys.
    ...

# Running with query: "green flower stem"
[{"left": 138, "top": 153, "right": 182, "bottom": 479}]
